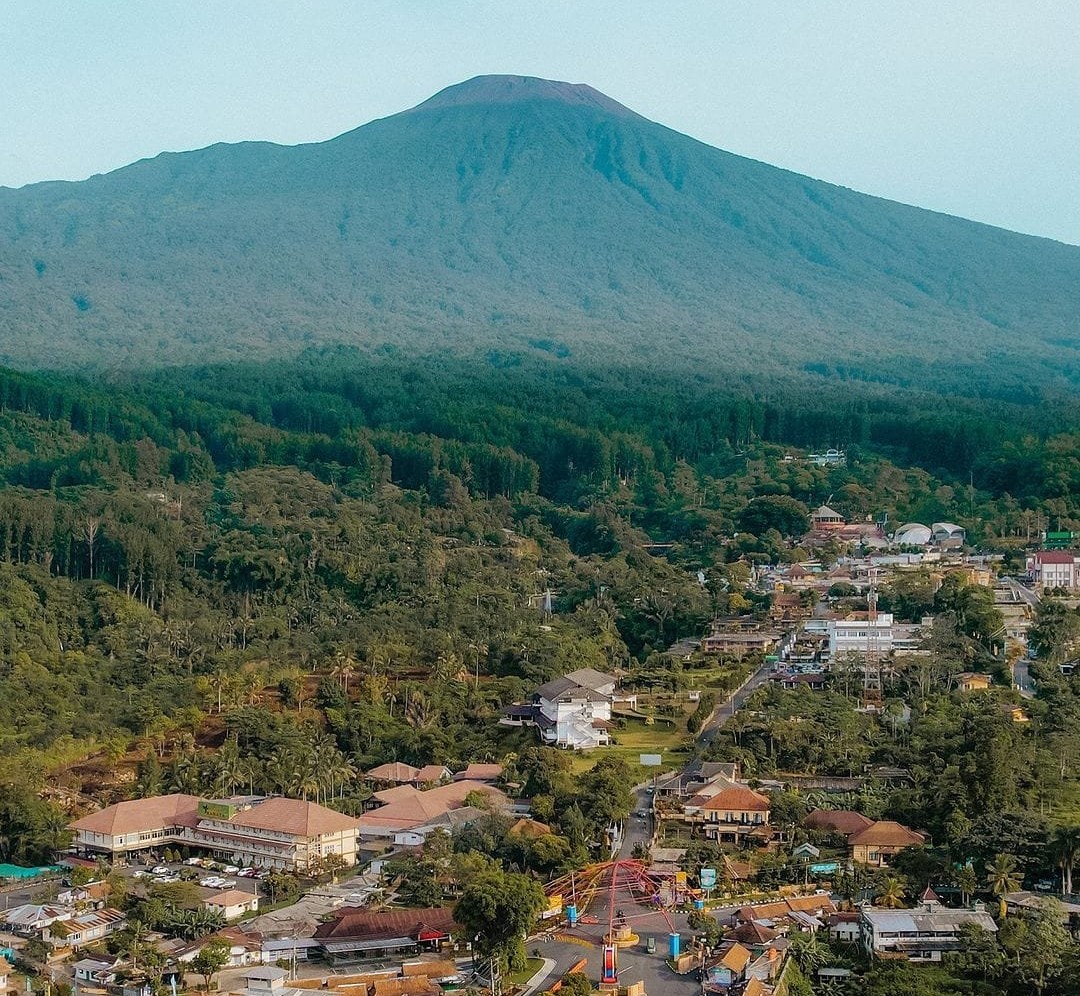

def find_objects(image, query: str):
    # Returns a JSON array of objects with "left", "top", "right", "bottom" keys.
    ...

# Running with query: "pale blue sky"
[{"left": 2, "top": 1, "right": 1078, "bottom": 244}]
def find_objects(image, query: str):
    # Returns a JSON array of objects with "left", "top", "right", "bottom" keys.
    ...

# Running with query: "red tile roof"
[
  {"left": 70, "top": 794, "right": 201, "bottom": 836},
  {"left": 699, "top": 785, "right": 771, "bottom": 812},
  {"left": 1032, "top": 550, "right": 1079, "bottom": 563},
  {"left": 848, "top": 820, "right": 925, "bottom": 847},
  {"left": 804, "top": 809, "right": 874, "bottom": 836},
  {"left": 227, "top": 798, "right": 361, "bottom": 837}
]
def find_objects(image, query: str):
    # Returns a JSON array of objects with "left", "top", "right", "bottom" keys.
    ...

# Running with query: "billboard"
[
  {"left": 639, "top": 753, "right": 663, "bottom": 766},
  {"left": 809, "top": 862, "right": 840, "bottom": 875},
  {"left": 541, "top": 893, "right": 563, "bottom": 919},
  {"left": 699, "top": 868, "right": 717, "bottom": 889}
]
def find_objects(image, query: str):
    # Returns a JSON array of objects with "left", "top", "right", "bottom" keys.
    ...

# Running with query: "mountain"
[{"left": 1, "top": 74, "right": 1078, "bottom": 393}]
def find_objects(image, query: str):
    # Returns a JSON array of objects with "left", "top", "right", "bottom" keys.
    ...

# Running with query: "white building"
[
  {"left": 534, "top": 668, "right": 622, "bottom": 750},
  {"left": 828, "top": 614, "right": 894, "bottom": 659},
  {"left": 204, "top": 890, "right": 259, "bottom": 921}
]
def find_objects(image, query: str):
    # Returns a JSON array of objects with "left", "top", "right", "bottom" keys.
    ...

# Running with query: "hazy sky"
[{"left": 3, "top": 1, "right": 1078, "bottom": 244}]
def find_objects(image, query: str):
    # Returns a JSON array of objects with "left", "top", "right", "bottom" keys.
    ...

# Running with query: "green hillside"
[{"left": 0, "top": 74, "right": 1078, "bottom": 395}]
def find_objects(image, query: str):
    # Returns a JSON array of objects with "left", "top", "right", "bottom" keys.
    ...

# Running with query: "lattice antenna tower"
[{"left": 862, "top": 569, "right": 883, "bottom": 710}]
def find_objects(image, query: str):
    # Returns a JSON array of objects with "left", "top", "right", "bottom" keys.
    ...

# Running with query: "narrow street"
[{"left": 698, "top": 657, "right": 774, "bottom": 743}]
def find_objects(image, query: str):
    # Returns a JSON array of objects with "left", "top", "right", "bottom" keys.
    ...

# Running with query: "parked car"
[
  {"left": 184, "top": 857, "right": 203, "bottom": 866},
  {"left": 237, "top": 868, "right": 257, "bottom": 878},
  {"left": 151, "top": 865, "right": 169, "bottom": 875},
  {"left": 222, "top": 865, "right": 240, "bottom": 875}
]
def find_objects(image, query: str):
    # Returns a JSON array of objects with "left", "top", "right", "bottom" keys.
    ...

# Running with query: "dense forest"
[{"left": 0, "top": 348, "right": 1076, "bottom": 867}]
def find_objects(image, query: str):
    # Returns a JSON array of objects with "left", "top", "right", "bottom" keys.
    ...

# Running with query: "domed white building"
[{"left": 893, "top": 523, "right": 932, "bottom": 546}]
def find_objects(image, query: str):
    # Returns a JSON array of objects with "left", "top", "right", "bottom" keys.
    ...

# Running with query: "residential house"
[
  {"left": 700, "top": 631, "right": 779, "bottom": 658},
  {"left": 506, "top": 668, "right": 624, "bottom": 750},
  {"left": 827, "top": 912, "right": 861, "bottom": 944},
  {"left": 955, "top": 672, "right": 991, "bottom": 692},
  {"left": 804, "top": 810, "right": 873, "bottom": 838},
  {"left": 203, "top": 890, "right": 259, "bottom": 921},
  {"left": 1026, "top": 550, "right": 1080, "bottom": 592},
  {"left": 43, "top": 908, "right": 126, "bottom": 950},
  {"left": 860, "top": 900, "right": 997, "bottom": 962},
  {"left": 69, "top": 795, "right": 362, "bottom": 872},
  {"left": 848, "top": 821, "right": 926, "bottom": 867},
  {"left": 695, "top": 782, "right": 773, "bottom": 842},
  {"left": 703, "top": 943, "right": 753, "bottom": 991},
  {"left": 452, "top": 764, "right": 504, "bottom": 784},
  {"left": 2, "top": 903, "right": 72, "bottom": 936},
  {"left": 356, "top": 780, "right": 506, "bottom": 843},
  {"left": 72, "top": 956, "right": 119, "bottom": 987}
]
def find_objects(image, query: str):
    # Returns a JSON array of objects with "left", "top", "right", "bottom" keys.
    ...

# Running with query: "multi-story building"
[
  {"left": 683, "top": 782, "right": 771, "bottom": 844},
  {"left": 827, "top": 613, "right": 894, "bottom": 660},
  {"left": 69, "top": 795, "right": 361, "bottom": 871},
  {"left": 860, "top": 895, "right": 997, "bottom": 963},
  {"left": 1026, "top": 550, "right": 1080, "bottom": 592}
]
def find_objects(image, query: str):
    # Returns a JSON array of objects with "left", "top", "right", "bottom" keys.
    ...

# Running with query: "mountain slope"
[{"left": 0, "top": 74, "right": 1077, "bottom": 391}]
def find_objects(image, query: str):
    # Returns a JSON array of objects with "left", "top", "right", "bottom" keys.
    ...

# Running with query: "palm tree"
[
  {"left": 875, "top": 875, "right": 907, "bottom": 908},
  {"left": 1050, "top": 827, "right": 1079, "bottom": 895},
  {"left": 956, "top": 863, "right": 979, "bottom": 906},
  {"left": 985, "top": 853, "right": 1022, "bottom": 899}
]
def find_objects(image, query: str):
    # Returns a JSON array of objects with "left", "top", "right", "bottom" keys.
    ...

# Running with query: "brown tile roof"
[
  {"left": 848, "top": 820, "right": 925, "bottom": 847},
  {"left": 730, "top": 921, "right": 777, "bottom": 944},
  {"left": 508, "top": 818, "right": 553, "bottom": 838},
  {"left": 366, "top": 762, "right": 420, "bottom": 783},
  {"left": 314, "top": 907, "right": 459, "bottom": 942},
  {"left": 699, "top": 785, "right": 771, "bottom": 812},
  {"left": 69, "top": 794, "right": 201, "bottom": 836},
  {"left": 359, "top": 782, "right": 507, "bottom": 832},
  {"left": 453, "top": 764, "right": 504, "bottom": 782},
  {"left": 719, "top": 943, "right": 752, "bottom": 972},
  {"left": 804, "top": 809, "right": 874, "bottom": 836},
  {"left": 229, "top": 798, "right": 361, "bottom": 837},
  {"left": 203, "top": 890, "right": 256, "bottom": 909},
  {"left": 413, "top": 765, "right": 449, "bottom": 783}
]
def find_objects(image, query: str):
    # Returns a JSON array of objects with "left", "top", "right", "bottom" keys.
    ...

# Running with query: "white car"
[
  {"left": 222, "top": 865, "right": 240, "bottom": 875},
  {"left": 132, "top": 870, "right": 147, "bottom": 878},
  {"left": 237, "top": 868, "right": 257, "bottom": 878},
  {"left": 154, "top": 875, "right": 180, "bottom": 884},
  {"left": 184, "top": 857, "right": 203, "bottom": 866},
  {"left": 151, "top": 865, "right": 169, "bottom": 875},
  {"left": 200, "top": 876, "right": 224, "bottom": 887}
]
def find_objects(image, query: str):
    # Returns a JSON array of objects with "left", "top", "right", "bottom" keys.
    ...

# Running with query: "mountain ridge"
[{"left": 0, "top": 74, "right": 1077, "bottom": 392}]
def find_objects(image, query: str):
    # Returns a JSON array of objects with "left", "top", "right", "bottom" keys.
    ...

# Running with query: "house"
[
  {"left": 518, "top": 668, "right": 624, "bottom": 750},
  {"left": 735, "top": 895, "right": 836, "bottom": 931},
  {"left": 804, "top": 810, "right": 874, "bottom": 838},
  {"left": 73, "top": 956, "right": 119, "bottom": 985},
  {"left": 955, "top": 672, "right": 991, "bottom": 692},
  {"left": 827, "top": 912, "right": 861, "bottom": 943},
  {"left": 860, "top": 901, "right": 997, "bottom": 962},
  {"left": 42, "top": 907, "right": 126, "bottom": 949},
  {"left": 687, "top": 784, "right": 771, "bottom": 844},
  {"left": 57, "top": 882, "right": 109, "bottom": 908},
  {"left": 703, "top": 942, "right": 753, "bottom": 990},
  {"left": 3, "top": 903, "right": 72, "bottom": 935},
  {"left": 356, "top": 781, "right": 506, "bottom": 842},
  {"left": 313, "top": 907, "right": 460, "bottom": 963},
  {"left": 365, "top": 763, "right": 421, "bottom": 785},
  {"left": 203, "top": 890, "right": 259, "bottom": 921},
  {"left": 700, "top": 631, "right": 779, "bottom": 657},
  {"left": 848, "top": 821, "right": 926, "bottom": 867},
  {"left": 69, "top": 794, "right": 362, "bottom": 872},
  {"left": 452, "top": 763, "right": 504, "bottom": 784},
  {"left": 1026, "top": 550, "right": 1080, "bottom": 592},
  {"left": 239, "top": 966, "right": 289, "bottom": 993},
  {"left": 177, "top": 927, "right": 266, "bottom": 968},
  {"left": 811, "top": 506, "right": 846, "bottom": 531}
]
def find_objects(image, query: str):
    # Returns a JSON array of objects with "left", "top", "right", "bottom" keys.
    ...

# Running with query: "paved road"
[
  {"left": 699, "top": 658, "right": 774, "bottom": 743},
  {"left": 618, "top": 788, "right": 654, "bottom": 860},
  {"left": 1002, "top": 575, "right": 1040, "bottom": 609},
  {"left": 1013, "top": 656, "right": 1036, "bottom": 699}
]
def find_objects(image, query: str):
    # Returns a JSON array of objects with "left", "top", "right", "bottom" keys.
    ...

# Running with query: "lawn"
[{"left": 506, "top": 957, "right": 545, "bottom": 986}]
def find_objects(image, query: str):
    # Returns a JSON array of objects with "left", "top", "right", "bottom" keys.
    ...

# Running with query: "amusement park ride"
[{"left": 544, "top": 858, "right": 702, "bottom": 988}]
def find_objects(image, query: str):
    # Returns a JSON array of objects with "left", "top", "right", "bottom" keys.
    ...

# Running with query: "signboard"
[
  {"left": 541, "top": 894, "right": 563, "bottom": 919},
  {"left": 197, "top": 800, "right": 237, "bottom": 821},
  {"left": 675, "top": 870, "right": 688, "bottom": 888},
  {"left": 699, "top": 868, "right": 717, "bottom": 890},
  {"left": 639, "top": 753, "right": 663, "bottom": 767},
  {"left": 809, "top": 862, "right": 840, "bottom": 875}
]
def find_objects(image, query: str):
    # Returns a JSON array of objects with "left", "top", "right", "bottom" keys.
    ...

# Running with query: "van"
[{"left": 646, "top": 937, "right": 656, "bottom": 954}]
